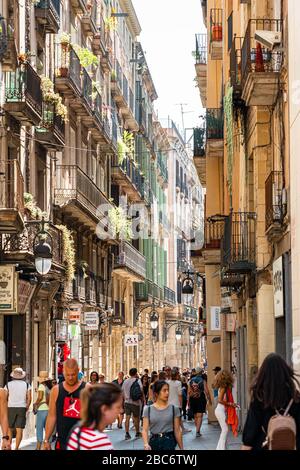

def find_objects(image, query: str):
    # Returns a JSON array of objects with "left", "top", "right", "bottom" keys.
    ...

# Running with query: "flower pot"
[
  {"left": 59, "top": 67, "right": 68, "bottom": 77},
  {"left": 212, "top": 25, "right": 222, "bottom": 42}
]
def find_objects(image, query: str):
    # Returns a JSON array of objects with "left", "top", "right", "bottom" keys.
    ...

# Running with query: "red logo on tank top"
[{"left": 63, "top": 396, "right": 81, "bottom": 418}]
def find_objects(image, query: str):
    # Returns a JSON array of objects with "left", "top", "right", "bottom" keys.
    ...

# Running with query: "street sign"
[
  {"left": 210, "top": 306, "right": 221, "bottom": 331},
  {"left": 273, "top": 256, "right": 284, "bottom": 318},
  {"left": 0, "top": 265, "right": 18, "bottom": 314},
  {"left": 68, "top": 304, "right": 82, "bottom": 322},
  {"left": 226, "top": 313, "right": 237, "bottom": 332},
  {"left": 124, "top": 334, "right": 138, "bottom": 347},
  {"left": 84, "top": 311, "right": 99, "bottom": 330},
  {"left": 55, "top": 320, "right": 69, "bottom": 342}
]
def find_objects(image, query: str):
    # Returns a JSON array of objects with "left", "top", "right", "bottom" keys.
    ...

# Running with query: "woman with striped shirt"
[{"left": 67, "top": 383, "right": 123, "bottom": 450}]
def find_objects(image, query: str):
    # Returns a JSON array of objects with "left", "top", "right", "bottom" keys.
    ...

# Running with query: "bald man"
[
  {"left": 0, "top": 388, "right": 10, "bottom": 450},
  {"left": 43, "top": 359, "right": 86, "bottom": 450}
]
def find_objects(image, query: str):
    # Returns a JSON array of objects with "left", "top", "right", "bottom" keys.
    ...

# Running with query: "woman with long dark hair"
[
  {"left": 142, "top": 380, "right": 183, "bottom": 451},
  {"left": 242, "top": 353, "right": 300, "bottom": 450},
  {"left": 66, "top": 383, "right": 123, "bottom": 450}
]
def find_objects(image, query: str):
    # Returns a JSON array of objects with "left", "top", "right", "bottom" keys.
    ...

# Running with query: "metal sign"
[
  {"left": 84, "top": 311, "right": 99, "bottom": 331},
  {"left": 273, "top": 256, "right": 284, "bottom": 318},
  {"left": 124, "top": 334, "right": 138, "bottom": 347},
  {"left": 68, "top": 304, "right": 82, "bottom": 322},
  {"left": 0, "top": 265, "right": 17, "bottom": 313},
  {"left": 211, "top": 306, "right": 221, "bottom": 331},
  {"left": 221, "top": 287, "right": 232, "bottom": 309},
  {"left": 226, "top": 313, "right": 237, "bottom": 332},
  {"left": 55, "top": 320, "right": 69, "bottom": 342}
]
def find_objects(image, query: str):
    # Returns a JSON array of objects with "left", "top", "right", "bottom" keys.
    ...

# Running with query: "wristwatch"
[
  {"left": 44, "top": 439, "right": 49, "bottom": 443},
  {"left": 2, "top": 436, "right": 9, "bottom": 440}
]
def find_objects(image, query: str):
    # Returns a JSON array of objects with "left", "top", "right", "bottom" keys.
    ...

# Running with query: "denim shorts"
[{"left": 149, "top": 432, "right": 177, "bottom": 451}]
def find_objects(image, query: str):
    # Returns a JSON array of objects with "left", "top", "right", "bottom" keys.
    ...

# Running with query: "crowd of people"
[{"left": 1, "top": 354, "right": 300, "bottom": 451}]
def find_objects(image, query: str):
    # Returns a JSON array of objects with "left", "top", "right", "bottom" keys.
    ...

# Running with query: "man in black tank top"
[{"left": 43, "top": 358, "right": 86, "bottom": 450}]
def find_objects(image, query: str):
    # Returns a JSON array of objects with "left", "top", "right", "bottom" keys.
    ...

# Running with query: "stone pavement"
[{"left": 16, "top": 415, "right": 242, "bottom": 451}]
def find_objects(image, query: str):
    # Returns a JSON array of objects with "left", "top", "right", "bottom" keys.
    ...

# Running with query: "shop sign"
[
  {"left": 68, "top": 304, "right": 82, "bottom": 322},
  {"left": 84, "top": 311, "right": 99, "bottom": 331},
  {"left": 226, "top": 313, "right": 237, "bottom": 332},
  {"left": 211, "top": 306, "right": 221, "bottom": 331},
  {"left": 0, "top": 265, "right": 18, "bottom": 313},
  {"left": 124, "top": 335, "right": 138, "bottom": 347},
  {"left": 221, "top": 288, "right": 232, "bottom": 309},
  {"left": 55, "top": 320, "right": 69, "bottom": 342},
  {"left": 273, "top": 256, "right": 284, "bottom": 318}
]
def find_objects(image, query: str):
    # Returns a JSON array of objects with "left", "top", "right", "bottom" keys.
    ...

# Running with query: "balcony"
[
  {"left": 35, "top": 103, "right": 65, "bottom": 149},
  {"left": 2, "top": 222, "right": 64, "bottom": 272},
  {"left": 5, "top": 63, "right": 42, "bottom": 125},
  {"left": 85, "top": 274, "right": 97, "bottom": 305},
  {"left": 202, "top": 217, "right": 225, "bottom": 264},
  {"left": 241, "top": 19, "right": 283, "bottom": 106},
  {"left": 0, "top": 160, "right": 24, "bottom": 234},
  {"left": 35, "top": 0, "right": 60, "bottom": 34},
  {"left": 206, "top": 108, "right": 224, "bottom": 157},
  {"left": 210, "top": 9, "right": 223, "bottom": 60},
  {"left": 157, "top": 152, "right": 168, "bottom": 187},
  {"left": 111, "top": 155, "right": 145, "bottom": 203},
  {"left": 113, "top": 242, "right": 146, "bottom": 281},
  {"left": 112, "top": 65, "right": 138, "bottom": 131},
  {"left": 101, "top": 34, "right": 113, "bottom": 72},
  {"left": 221, "top": 212, "right": 256, "bottom": 275},
  {"left": 184, "top": 306, "right": 198, "bottom": 323},
  {"left": 134, "top": 280, "right": 163, "bottom": 302},
  {"left": 92, "top": 15, "right": 106, "bottom": 55},
  {"left": 164, "top": 286, "right": 176, "bottom": 305},
  {"left": 193, "top": 127, "right": 206, "bottom": 186},
  {"left": 0, "top": 17, "right": 18, "bottom": 71},
  {"left": 73, "top": 273, "right": 86, "bottom": 302},
  {"left": 82, "top": 1, "right": 98, "bottom": 36},
  {"left": 70, "top": 0, "right": 86, "bottom": 13},
  {"left": 54, "top": 165, "right": 112, "bottom": 228},
  {"left": 265, "top": 171, "right": 286, "bottom": 242},
  {"left": 194, "top": 33, "right": 207, "bottom": 107},
  {"left": 55, "top": 45, "right": 82, "bottom": 98},
  {"left": 230, "top": 36, "right": 244, "bottom": 105}
]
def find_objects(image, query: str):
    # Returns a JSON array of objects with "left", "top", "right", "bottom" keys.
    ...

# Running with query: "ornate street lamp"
[
  {"left": 175, "top": 325, "right": 182, "bottom": 341},
  {"left": 182, "top": 271, "right": 194, "bottom": 295},
  {"left": 150, "top": 311, "right": 159, "bottom": 330},
  {"left": 189, "top": 326, "right": 196, "bottom": 339},
  {"left": 33, "top": 218, "right": 53, "bottom": 276}
]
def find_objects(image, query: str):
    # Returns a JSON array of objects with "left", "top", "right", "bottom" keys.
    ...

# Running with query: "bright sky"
[{"left": 132, "top": 0, "right": 206, "bottom": 140}]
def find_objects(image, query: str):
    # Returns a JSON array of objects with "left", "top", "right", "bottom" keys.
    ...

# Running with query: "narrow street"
[{"left": 16, "top": 417, "right": 241, "bottom": 451}]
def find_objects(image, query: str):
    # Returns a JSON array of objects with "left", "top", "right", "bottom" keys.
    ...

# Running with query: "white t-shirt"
[
  {"left": 5, "top": 380, "right": 31, "bottom": 408},
  {"left": 166, "top": 380, "right": 182, "bottom": 408}
]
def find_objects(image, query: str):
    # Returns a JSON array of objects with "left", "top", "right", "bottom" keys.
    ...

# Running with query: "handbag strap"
[
  {"left": 172, "top": 405, "right": 175, "bottom": 432},
  {"left": 148, "top": 405, "right": 151, "bottom": 427}
]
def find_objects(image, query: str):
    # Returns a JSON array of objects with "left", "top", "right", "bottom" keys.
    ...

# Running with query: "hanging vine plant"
[
  {"left": 24, "top": 192, "right": 48, "bottom": 219},
  {"left": 55, "top": 224, "right": 76, "bottom": 283},
  {"left": 40, "top": 76, "right": 68, "bottom": 122},
  {"left": 108, "top": 206, "right": 132, "bottom": 241},
  {"left": 73, "top": 45, "right": 99, "bottom": 68},
  {"left": 224, "top": 83, "right": 234, "bottom": 200}
]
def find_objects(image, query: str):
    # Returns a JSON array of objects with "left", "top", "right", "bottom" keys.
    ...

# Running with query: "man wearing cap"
[{"left": 5, "top": 367, "right": 31, "bottom": 450}]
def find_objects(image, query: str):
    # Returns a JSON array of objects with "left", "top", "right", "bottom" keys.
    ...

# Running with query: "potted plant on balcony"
[
  {"left": 73, "top": 45, "right": 99, "bottom": 68},
  {"left": 108, "top": 206, "right": 132, "bottom": 241},
  {"left": 60, "top": 32, "right": 71, "bottom": 50},
  {"left": 41, "top": 76, "right": 68, "bottom": 122}
]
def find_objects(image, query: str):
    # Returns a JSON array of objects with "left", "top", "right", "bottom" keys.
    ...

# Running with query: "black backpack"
[{"left": 130, "top": 379, "right": 143, "bottom": 401}]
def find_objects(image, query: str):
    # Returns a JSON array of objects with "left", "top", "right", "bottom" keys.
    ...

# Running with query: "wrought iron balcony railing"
[
  {"left": 265, "top": 171, "right": 285, "bottom": 232},
  {"left": 193, "top": 127, "right": 206, "bottom": 156},
  {"left": 221, "top": 212, "right": 256, "bottom": 273},
  {"left": 184, "top": 306, "right": 198, "bottom": 322},
  {"left": 210, "top": 9, "right": 223, "bottom": 42},
  {"left": 82, "top": 68, "right": 93, "bottom": 110},
  {"left": 114, "top": 242, "right": 146, "bottom": 279},
  {"left": 206, "top": 108, "right": 224, "bottom": 140},
  {"left": 56, "top": 45, "right": 82, "bottom": 93},
  {"left": 36, "top": 103, "right": 65, "bottom": 145},
  {"left": 94, "top": 92, "right": 103, "bottom": 126},
  {"left": 0, "top": 159, "right": 24, "bottom": 214},
  {"left": 35, "top": 0, "right": 60, "bottom": 33},
  {"left": 241, "top": 19, "right": 283, "bottom": 86},
  {"left": 205, "top": 218, "right": 224, "bottom": 249},
  {"left": 195, "top": 33, "right": 207, "bottom": 64},
  {"left": 5, "top": 62, "right": 42, "bottom": 118},
  {"left": 164, "top": 286, "right": 176, "bottom": 304},
  {"left": 55, "top": 165, "right": 111, "bottom": 219}
]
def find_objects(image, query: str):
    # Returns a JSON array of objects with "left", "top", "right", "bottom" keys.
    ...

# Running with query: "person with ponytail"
[{"left": 66, "top": 383, "right": 123, "bottom": 450}]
